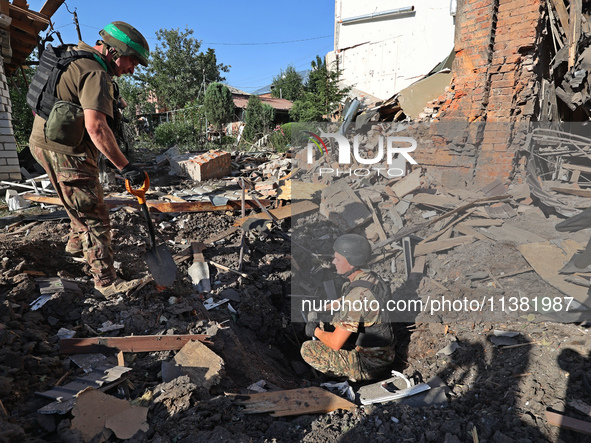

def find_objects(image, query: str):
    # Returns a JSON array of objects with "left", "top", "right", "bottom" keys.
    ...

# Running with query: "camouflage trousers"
[
  {"left": 30, "top": 144, "right": 116, "bottom": 286},
  {"left": 300, "top": 340, "right": 395, "bottom": 382}
]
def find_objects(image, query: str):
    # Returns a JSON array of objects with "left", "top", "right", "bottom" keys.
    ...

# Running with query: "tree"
[
  {"left": 203, "top": 82, "right": 234, "bottom": 132},
  {"left": 271, "top": 64, "right": 304, "bottom": 102},
  {"left": 135, "top": 27, "right": 230, "bottom": 111},
  {"left": 243, "top": 95, "right": 274, "bottom": 143},
  {"left": 9, "top": 62, "right": 35, "bottom": 148},
  {"left": 289, "top": 55, "right": 351, "bottom": 122},
  {"left": 117, "top": 76, "right": 154, "bottom": 122}
]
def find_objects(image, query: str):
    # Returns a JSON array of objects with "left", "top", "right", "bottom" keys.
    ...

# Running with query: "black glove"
[
  {"left": 305, "top": 321, "right": 319, "bottom": 338},
  {"left": 120, "top": 163, "right": 145, "bottom": 186}
]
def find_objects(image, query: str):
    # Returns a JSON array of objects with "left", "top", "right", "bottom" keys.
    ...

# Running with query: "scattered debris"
[
  {"left": 171, "top": 340, "right": 224, "bottom": 389},
  {"left": 71, "top": 388, "right": 148, "bottom": 441},
  {"left": 358, "top": 371, "right": 432, "bottom": 405}
]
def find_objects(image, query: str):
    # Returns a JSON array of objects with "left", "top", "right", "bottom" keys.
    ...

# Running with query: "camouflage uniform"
[
  {"left": 29, "top": 42, "right": 118, "bottom": 286},
  {"left": 301, "top": 271, "right": 395, "bottom": 381}
]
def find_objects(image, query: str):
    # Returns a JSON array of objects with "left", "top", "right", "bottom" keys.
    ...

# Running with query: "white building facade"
[{"left": 328, "top": 0, "right": 456, "bottom": 101}]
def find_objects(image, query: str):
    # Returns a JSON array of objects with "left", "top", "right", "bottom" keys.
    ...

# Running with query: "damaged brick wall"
[
  {"left": 0, "top": 13, "right": 19, "bottom": 181},
  {"left": 415, "top": 0, "right": 544, "bottom": 188},
  {"left": 0, "top": 51, "right": 20, "bottom": 181}
]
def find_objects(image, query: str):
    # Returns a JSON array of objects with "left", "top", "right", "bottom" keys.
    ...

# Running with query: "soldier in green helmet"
[
  {"left": 28, "top": 22, "right": 151, "bottom": 298},
  {"left": 301, "top": 234, "right": 396, "bottom": 381}
]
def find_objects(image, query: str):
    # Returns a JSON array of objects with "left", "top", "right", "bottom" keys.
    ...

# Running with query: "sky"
[{"left": 28, "top": 0, "right": 336, "bottom": 93}]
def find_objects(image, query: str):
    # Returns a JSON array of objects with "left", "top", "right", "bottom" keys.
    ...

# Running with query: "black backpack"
[{"left": 26, "top": 44, "right": 98, "bottom": 120}]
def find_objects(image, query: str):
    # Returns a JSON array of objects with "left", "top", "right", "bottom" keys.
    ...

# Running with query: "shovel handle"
[{"left": 125, "top": 172, "right": 150, "bottom": 205}]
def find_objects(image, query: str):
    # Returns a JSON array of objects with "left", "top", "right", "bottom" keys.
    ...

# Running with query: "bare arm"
[
  {"left": 84, "top": 109, "right": 129, "bottom": 170},
  {"left": 315, "top": 325, "right": 352, "bottom": 351}
]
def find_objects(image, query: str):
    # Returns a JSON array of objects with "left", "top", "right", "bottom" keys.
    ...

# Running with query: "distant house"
[{"left": 228, "top": 86, "right": 293, "bottom": 125}]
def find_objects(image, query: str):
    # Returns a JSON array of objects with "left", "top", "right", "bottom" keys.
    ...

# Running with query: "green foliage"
[
  {"left": 290, "top": 56, "right": 351, "bottom": 122},
  {"left": 9, "top": 65, "right": 35, "bottom": 149},
  {"left": 271, "top": 65, "right": 304, "bottom": 102},
  {"left": 243, "top": 96, "right": 274, "bottom": 143},
  {"left": 117, "top": 76, "right": 154, "bottom": 121},
  {"left": 178, "top": 99, "right": 207, "bottom": 133},
  {"left": 135, "top": 27, "right": 230, "bottom": 111},
  {"left": 203, "top": 82, "right": 234, "bottom": 132},
  {"left": 153, "top": 120, "right": 198, "bottom": 148},
  {"left": 269, "top": 123, "right": 292, "bottom": 152}
]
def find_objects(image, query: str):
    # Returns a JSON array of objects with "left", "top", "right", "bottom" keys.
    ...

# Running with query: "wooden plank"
[
  {"left": 550, "top": 0, "right": 570, "bottom": 34},
  {"left": 234, "top": 201, "right": 318, "bottom": 226},
  {"left": 571, "top": 170, "right": 581, "bottom": 183},
  {"left": 484, "top": 224, "right": 547, "bottom": 245},
  {"left": 40, "top": 0, "right": 66, "bottom": 18},
  {"left": 230, "top": 387, "right": 356, "bottom": 417},
  {"left": 410, "top": 255, "right": 426, "bottom": 275},
  {"left": 551, "top": 186, "right": 591, "bottom": 198},
  {"left": 569, "top": 0, "right": 582, "bottom": 69},
  {"left": 277, "top": 180, "right": 326, "bottom": 200},
  {"left": 562, "top": 163, "right": 591, "bottom": 173},
  {"left": 411, "top": 193, "right": 460, "bottom": 208},
  {"left": 9, "top": 4, "right": 50, "bottom": 25},
  {"left": 414, "top": 235, "right": 475, "bottom": 256},
  {"left": 59, "top": 335, "right": 211, "bottom": 354},
  {"left": 455, "top": 223, "right": 487, "bottom": 240},
  {"left": 10, "top": 17, "right": 40, "bottom": 35},
  {"left": 546, "top": 410, "right": 591, "bottom": 435},
  {"left": 418, "top": 208, "right": 475, "bottom": 245},
  {"left": 462, "top": 219, "right": 504, "bottom": 227},
  {"left": 23, "top": 193, "right": 270, "bottom": 213}
]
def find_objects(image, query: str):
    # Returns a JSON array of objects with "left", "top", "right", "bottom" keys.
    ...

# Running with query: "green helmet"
[
  {"left": 99, "top": 21, "right": 150, "bottom": 67},
  {"left": 333, "top": 234, "right": 372, "bottom": 267}
]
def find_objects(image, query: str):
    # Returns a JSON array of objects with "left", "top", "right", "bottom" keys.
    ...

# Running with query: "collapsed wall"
[{"left": 414, "top": 0, "right": 544, "bottom": 188}]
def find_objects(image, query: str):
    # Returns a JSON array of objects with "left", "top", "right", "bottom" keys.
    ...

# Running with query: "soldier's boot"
[{"left": 93, "top": 277, "right": 149, "bottom": 299}]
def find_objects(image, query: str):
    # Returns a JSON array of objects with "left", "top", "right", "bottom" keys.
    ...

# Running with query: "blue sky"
[{"left": 28, "top": 0, "right": 335, "bottom": 93}]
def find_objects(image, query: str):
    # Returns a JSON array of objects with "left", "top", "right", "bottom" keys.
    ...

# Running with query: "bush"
[
  {"left": 153, "top": 120, "right": 198, "bottom": 149},
  {"left": 269, "top": 123, "right": 292, "bottom": 152}
]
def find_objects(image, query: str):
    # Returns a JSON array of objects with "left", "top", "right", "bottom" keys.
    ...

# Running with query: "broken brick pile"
[{"left": 414, "top": 0, "right": 544, "bottom": 188}]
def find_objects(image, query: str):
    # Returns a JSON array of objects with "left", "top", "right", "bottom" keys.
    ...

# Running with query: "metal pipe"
[{"left": 341, "top": 6, "right": 415, "bottom": 25}]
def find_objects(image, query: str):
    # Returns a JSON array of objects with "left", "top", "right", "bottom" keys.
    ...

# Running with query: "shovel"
[
  {"left": 126, "top": 174, "right": 177, "bottom": 287},
  {"left": 188, "top": 241, "right": 211, "bottom": 293}
]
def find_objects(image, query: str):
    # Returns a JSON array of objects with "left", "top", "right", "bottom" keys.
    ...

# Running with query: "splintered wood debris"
[{"left": 229, "top": 387, "right": 356, "bottom": 417}]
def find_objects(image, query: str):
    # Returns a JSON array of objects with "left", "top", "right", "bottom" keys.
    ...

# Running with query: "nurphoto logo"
[{"left": 304, "top": 131, "right": 418, "bottom": 178}]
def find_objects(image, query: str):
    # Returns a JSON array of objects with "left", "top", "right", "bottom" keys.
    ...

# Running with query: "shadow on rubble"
[
  {"left": 339, "top": 338, "right": 550, "bottom": 442},
  {"left": 553, "top": 348, "right": 591, "bottom": 443}
]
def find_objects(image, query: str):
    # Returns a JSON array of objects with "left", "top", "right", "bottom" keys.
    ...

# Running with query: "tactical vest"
[
  {"left": 344, "top": 273, "right": 394, "bottom": 348},
  {"left": 26, "top": 44, "right": 98, "bottom": 120}
]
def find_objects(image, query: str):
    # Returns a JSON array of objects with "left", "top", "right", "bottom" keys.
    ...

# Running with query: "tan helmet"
[{"left": 99, "top": 21, "right": 150, "bottom": 66}]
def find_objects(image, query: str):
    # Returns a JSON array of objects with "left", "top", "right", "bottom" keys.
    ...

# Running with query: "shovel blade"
[{"left": 144, "top": 244, "right": 177, "bottom": 287}]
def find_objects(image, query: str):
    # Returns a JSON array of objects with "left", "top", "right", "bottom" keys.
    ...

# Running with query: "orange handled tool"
[{"left": 125, "top": 173, "right": 177, "bottom": 287}]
